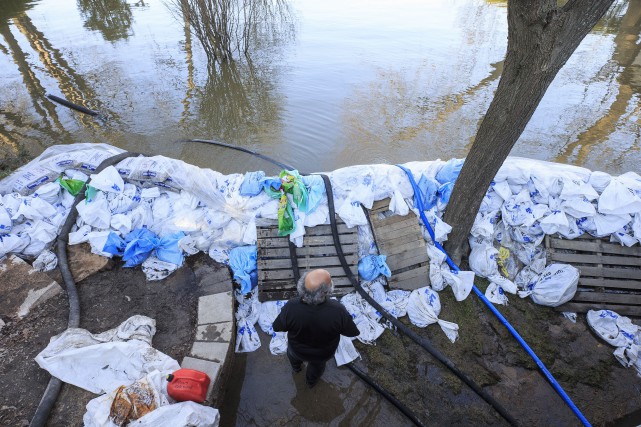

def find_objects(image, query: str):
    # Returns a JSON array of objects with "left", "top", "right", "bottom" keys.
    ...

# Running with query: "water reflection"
[
  {"left": 556, "top": 0, "right": 641, "bottom": 167},
  {"left": 77, "top": 0, "right": 134, "bottom": 42}
]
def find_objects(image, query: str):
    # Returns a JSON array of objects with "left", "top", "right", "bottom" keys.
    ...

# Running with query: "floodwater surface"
[{"left": 1, "top": 0, "right": 640, "bottom": 176}]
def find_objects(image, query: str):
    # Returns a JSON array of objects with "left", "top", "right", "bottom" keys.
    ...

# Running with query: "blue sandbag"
[
  {"left": 103, "top": 232, "right": 126, "bottom": 256},
  {"left": 123, "top": 228, "right": 159, "bottom": 267},
  {"left": 156, "top": 231, "right": 186, "bottom": 265},
  {"left": 229, "top": 245, "right": 258, "bottom": 294},
  {"left": 435, "top": 158, "right": 464, "bottom": 185},
  {"left": 358, "top": 254, "right": 392, "bottom": 281},
  {"left": 239, "top": 171, "right": 266, "bottom": 196},
  {"left": 417, "top": 175, "right": 439, "bottom": 211},
  {"left": 301, "top": 174, "right": 326, "bottom": 214},
  {"left": 437, "top": 182, "right": 454, "bottom": 206}
]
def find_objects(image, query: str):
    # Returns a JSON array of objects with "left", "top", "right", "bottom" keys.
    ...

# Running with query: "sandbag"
[
  {"left": 358, "top": 254, "right": 392, "bottom": 281},
  {"left": 524, "top": 263, "right": 579, "bottom": 307},
  {"left": 407, "top": 286, "right": 459, "bottom": 342}
]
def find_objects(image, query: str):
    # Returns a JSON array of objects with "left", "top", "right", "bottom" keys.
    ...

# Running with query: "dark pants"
[{"left": 287, "top": 346, "right": 328, "bottom": 385}]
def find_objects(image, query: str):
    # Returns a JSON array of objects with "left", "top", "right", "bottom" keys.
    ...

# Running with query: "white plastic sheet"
[
  {"left": 35, "top": 315, "right": 179, "bottom": 394},
  {"left": 334, "top": 335, "right": 361, "bottom": 366}
]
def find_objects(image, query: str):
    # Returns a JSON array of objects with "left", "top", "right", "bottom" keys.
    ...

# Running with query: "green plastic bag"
[
  {"left": 57, "top": 177, "right": 85, "bottom": 196},
  {"left": 277, "top": 194, "right": 295, "bottom": 236},
  {"left": 279, "top": 170, "right": 309, "bottom": 213}
]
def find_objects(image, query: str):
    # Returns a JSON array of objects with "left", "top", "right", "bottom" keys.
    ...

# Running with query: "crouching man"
[{"left": 272, "top": 268, "right": 359, "bottom": 388}]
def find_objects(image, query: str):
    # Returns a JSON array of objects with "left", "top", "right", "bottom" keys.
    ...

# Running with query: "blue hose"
[{"left": 395, "top": 164, "right": 591, "bottom": 427}]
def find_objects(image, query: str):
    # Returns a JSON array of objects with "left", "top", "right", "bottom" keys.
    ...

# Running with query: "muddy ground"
[
  {"left": 0, "top": 253, "right": 226, "bottom": 427},
  {"left": 2, "top": 253, "right": 641, "bottom": 426},
  {"left": 222, "top": 280, "right": 641, "bottom": 427}
]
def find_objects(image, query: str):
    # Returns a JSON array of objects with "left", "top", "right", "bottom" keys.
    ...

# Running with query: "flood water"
[
  {"left": 1, "top": 0, "right": 640, "bottom": 177},
  {"left": 1, "top": 0, "right": 641, "bottom": 425}
]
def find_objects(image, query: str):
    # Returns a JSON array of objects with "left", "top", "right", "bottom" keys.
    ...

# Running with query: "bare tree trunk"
[{"left": 443, "top": 0, "right": 615, "bottom": 263}]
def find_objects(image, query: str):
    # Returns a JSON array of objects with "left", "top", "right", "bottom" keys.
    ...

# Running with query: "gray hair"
[{"left": 297, "top": 273, "right": 334, "bottom": 305}]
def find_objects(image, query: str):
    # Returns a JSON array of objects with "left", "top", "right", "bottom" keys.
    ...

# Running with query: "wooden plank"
[
  {"left": 258, "top": 256, "right": 356, "bottom": 270},
  {"left": 577, "top": 266, "right": 641, "bottom": 280},
  {"left": 259, "top": 266, "right": 351, "bottom": 281},
  {"left": 388, "top": 267, "right": 429, "bottom": 290},
  {"left": 260, "top": 275, "right": 354, "bottom": 288},
  {"left": 578, "top": 278, "right": 641, "bottom": 290},
  {"left": 373, "top": 217, "right": 421, "bottom": 234},
  {"left": 378, "top": 232, "right": 425, "bottom": 251},
  {"left": 548, "top": 238, "right": 641, "bottom": 257},
  {"left": 548, "top": 252, "right": 641, "bottom": 267},
  {"left": 372, "top": 213, "right": 417, "bottom": 227},
  {"left": 556, "top": 302, "right": 641, "bottom": 317},
  {"left": 387, "top": 251, "right": 430, "bottom": 272},
  {"left": 258, "top": 243, "right": 359, "bottom": 258},
  {"left": 374, "top": 222, "right": 424, "bottom": 241},
  {"left": 371, "top": 198, "right": 391, "bottom": 212},
  {"left": 258, "top": 234, "right": 358, "bottom": 248},
  {"left": 573, "top": 291, "right": 641, "bottom": 305},
  {"left": 259, "top": 287, "right": 353, "bottom": 302},
  {"left": 257, "top": 223, "right": 353, "bottom": 238}
]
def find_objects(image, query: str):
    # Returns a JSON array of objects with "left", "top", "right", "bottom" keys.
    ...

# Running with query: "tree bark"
[{"left": 443, "top": 0, "right": 615, "bottom": 264}]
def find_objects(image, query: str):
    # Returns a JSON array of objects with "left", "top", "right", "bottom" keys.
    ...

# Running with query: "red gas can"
[{"left": 167, "top": 368, "right": 211, "bottom": 403}]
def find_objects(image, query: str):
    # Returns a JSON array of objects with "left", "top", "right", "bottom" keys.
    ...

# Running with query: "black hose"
[
  {"left": 46, "top": 94, "right": 99, "bottom": 117},
  {"left": 346, "top": 362, "right": 426, "bottom": 427},
  {"left": 29, "top": 151, "right": 139, "bottom": 427},
  {"left": 185, "top": 139, "right": 297, "bottom": 172},
  {"left": 318, "top": 173, "right": 518, "bottom": 427}
]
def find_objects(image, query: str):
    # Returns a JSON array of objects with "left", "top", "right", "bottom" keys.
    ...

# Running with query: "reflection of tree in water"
[
  {"left": 556, "top": 0, "right": 641, "bottom": 165},
  {"left": 77, "top": 0, "right": 134, "bottom": 42},
  {"left": 175, "top": 0, "right": 293, "bottom": 142},
  {"left": 175, "top": 0, "right": 294, "bottom": 64}
]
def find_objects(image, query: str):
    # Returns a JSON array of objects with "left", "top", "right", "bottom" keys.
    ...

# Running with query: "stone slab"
[
  {"left": 190, "top": 341, "right": 230, "bottom": 364},
  {"left": 0, "top": 255, "right": 62, "bottom": 319},
  {"left": 195, "top": 322, "right": 233, "bottom": 343},
  {"left": 47, "top": 242, "right": 112, "bottom": 284},
  {"left": 180, "top": 356, "right": 221, "bottom": 402},
  {"left": 198, "top": 291, "right": 233, "bottom": 325}
]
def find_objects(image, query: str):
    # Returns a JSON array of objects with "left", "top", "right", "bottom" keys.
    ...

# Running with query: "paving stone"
[
  {"left": 198, "top": 291, "right": 233, "bottom": 325},
  {"left": 0, "top": 255, "right": 62, "bottom": 319},
  {"left": 47, "top": 242, "right": 112, "bottom": 284},
  {"left": 193, "top": 262, "right": 232, "bottom": 295},
  {"left": 190, "top": 341, "right": 230, "bottom": 364},
  {"left": 180, "top": 356, "right": 221, "bottom": 402},
  {"left": 195, "top": 321, "right": 233, "bottom": 343}
]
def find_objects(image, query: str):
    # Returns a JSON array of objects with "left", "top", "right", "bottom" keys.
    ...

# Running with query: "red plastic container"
[{"left": 167, "top": 368, "right": 211, "bottom": 403}]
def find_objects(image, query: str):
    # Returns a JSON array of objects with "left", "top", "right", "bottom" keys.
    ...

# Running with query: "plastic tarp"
[
  {"left": 35, "top": 315, "right": 179, "bottom": 394},
  {"left": 229, "top": 246, "right": 258, "bottom": 295}
]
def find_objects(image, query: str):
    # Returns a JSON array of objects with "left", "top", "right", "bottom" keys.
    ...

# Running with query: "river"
[{"left": 1, "top": 0, "right": 640, "bottom": 177}]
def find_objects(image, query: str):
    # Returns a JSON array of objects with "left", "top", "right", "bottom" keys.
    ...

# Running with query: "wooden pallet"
[
  {"left": 367, "top": 198, "right": 429, "bottom": 290},
  {"left": 256, "top": 218, "right": 359, "bottom": 302},
  {"left": 547, "top": 234, "right": 641, "bottom": 317}
]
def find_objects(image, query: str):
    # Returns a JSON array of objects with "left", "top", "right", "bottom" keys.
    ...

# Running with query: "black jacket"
[{"left": 272, "top": 297, "right": 360, "bottom": 361}]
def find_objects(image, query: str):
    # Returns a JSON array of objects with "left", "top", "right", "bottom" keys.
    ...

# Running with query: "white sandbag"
[
  {"left": 340, "top": 292, "right": 384, "bottom": 344},
  {"left": 491, "top": 180, "right": 512, "bottom": 201},
  {"left": 407, "top": 286, "right": 459, "bottom": 342},
  {"left": 142, "top": 256, "right": 180, "bottom": 281},
  {"left": 426, "top": 244, "right": 447, "bottom": 291},
  {"left": 469, "top": 243, "right": 499, "bottom": 278},
  {"left": 0, "top": 206, "right": 11, "bottom": 235},
  {"left": 9, "top": 165, "right": 60, "bottom": 195},
  {"left": 1, "top": 193, "right": 22, "bottom": 218},
  {"left": 33, "top": 182, "right": 61, "bottom": 204},
  {"left": 385, "top": 289, "right": 411, "bottom": 318},
  {"left": 589, "top": 171, "right": 612, "bottom": 193},
  {"left": 18, "top": 220, "right": 58, "bottom": 257},
  {"left": 79, "top": 151, "right": 116, "bottom": 173},
  {"left": 479, "top": 190, "right": 504, "bottom": 215},
  {"left": 610, "top": 225, "right": 637, "bottom": 247},
  {"left": 258, "top": 300, "right": 287, "bottom": 334},
  {"left": 130, "top": 401, "right": 220, "bottom": 427},
  {"left": 495, "top": 161, "right": 530, "bottom": 185},
  {"left": 87, "top": 231, "right": 114, "bottom": 257},
  {"left": 83, "top": 370, "right": 170, "bottom": 427},
  {"left": 77, "top": 196, "right": 112, "bottom": 229},
  {"left": 269, "top": 332, "right": 288, "bottom": 355},
  {"left": 35, "top": 315, "right": 179, "bottom": 394},
  {"left": 560, "top": 198, "right": 596, "bottom": 219},
  {"left": 116, "top": 156, "right": 171, "bottom": 182},
  {"left": 12, "top": 196, "right": 57, "bottom": 221},
  {"left": 235, "top": 320, "right": 261, "bottom": 353},
  {"left": 593, "top": 212, "right": 632, "bottom": 237},
  {"left": 235, "top": 292, "right": 262, "bottom": 352},
  {"left": 64, "top": 168, "right": 89, "bottom": 182},
  {"left": 111, "top": 213, "right": 132, "bottom": 236},
  {"left": 389, "top": 189, "right": 409, "bottom": 216},
  {"left": 539, "top": 210, "right": 569, "bottom": 235},
  {"left": 33, "top": 250, "right": 58, "bottom": 272},
  {"left": 68, "top": 224, "right": 92, "bottom": 245},
  {"left": 560, "top": 178, "right": 598, "bottom": 201},
  {"left": 424, "top": 208, "right": 452, "bottom": 243},
  {"left": 471, "top": 211, "right": 497, "bottom": 239},
  {"left": 334, "top": 335, "right": 361, "bottom": 367},
  {"left": 524, "top": 263, "right": 579, "bottom": 307},
  {"left": 485, "top": 283, "right": 509, "bottom": 306},
  {"left": 598, "top": 178, "right": 641, "bottom": 215},
  {"left": 0, "top": 233, "right": 29, "bottom": 257},
  {"left": 587, "top": 309, "right": 641, "bottom": 376},
  {"left": 632, "top": 213, "right": 641, "bottom": 244},
  {"left": 337, "top": 199, "right": 368, "bottom": 228},
  {"left": 108, "top": 184, "right": 141, "bottom": 214},
  {"left": 442, "top": 269, "right": 474, "bottom": 302}
]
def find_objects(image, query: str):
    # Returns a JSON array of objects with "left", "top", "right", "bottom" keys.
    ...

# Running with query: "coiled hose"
[
  {"left": 394, "top": 164, "right": 590, "bottom": 427},
  {"left": 318, "top": 173, "right": 518, "bottom": 426},
  {"left": 29, "top": 151, "right": 139, "bottom": 427}
]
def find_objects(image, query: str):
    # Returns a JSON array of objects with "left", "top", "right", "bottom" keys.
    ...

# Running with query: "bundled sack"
[
  {"left": 519, "top": 263, "right": 579, "bottom": 307},
  {"left": 407, "top": 286, "right": 459, "bottom": 343},
  {"left": 235, "top": 290, "right": 262, "bottom": 353},
  {"left": 587, "top": 309, "right": 641, "bottom": 376},
  {"left": 358, "top": 254, "right": 392, "bottom": 281},
  {"left": 340, "top": 292, "right": 385, "bottom": 344}
]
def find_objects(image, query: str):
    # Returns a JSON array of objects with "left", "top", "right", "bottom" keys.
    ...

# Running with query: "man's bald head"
[{"left": 298, "top": 269, "right": 334, "bottom": 305}]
